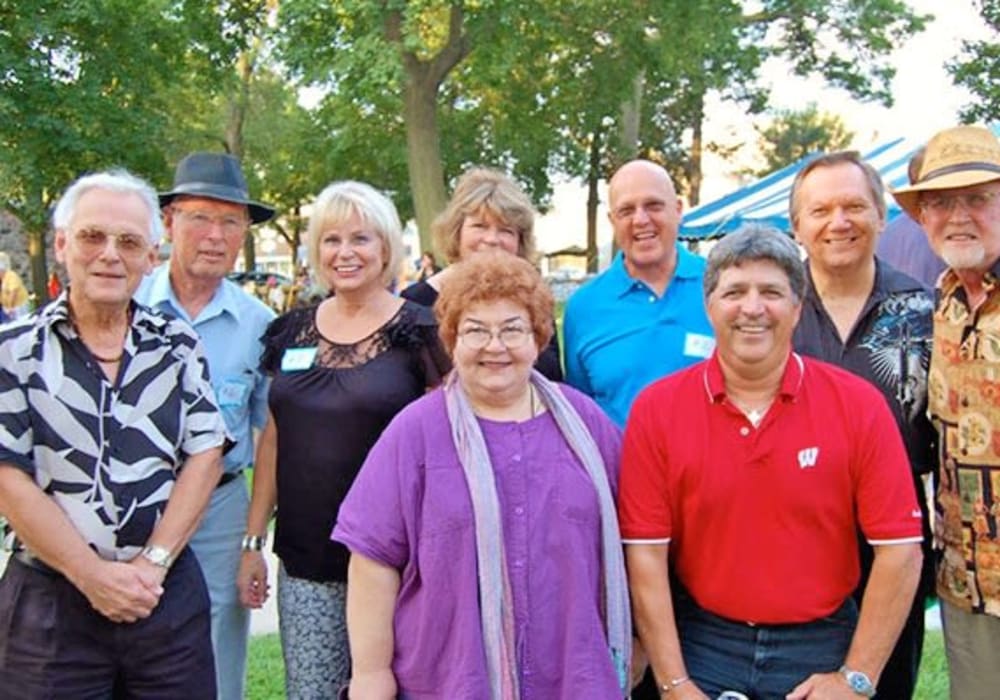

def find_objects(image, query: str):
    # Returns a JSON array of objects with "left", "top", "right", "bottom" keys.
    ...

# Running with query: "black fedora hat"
[{"left": 159, "top": 152, "right": 275, "bottom": 224}]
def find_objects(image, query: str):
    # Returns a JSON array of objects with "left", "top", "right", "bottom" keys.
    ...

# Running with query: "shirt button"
[
  {"left": 513, "top": 559, "right": 524, "bottom": 568},
  {"left": 514, "top": 506, "right": 525, "bottom": 516},
  {"left": 649, "top": 295, "right": 656, "bottom": 303},
  {"left": 512, "top": 454, "right": 521, "bottom": 462},
  {"left": 740, "top": 427, "right": 750, "bottom": 436}
]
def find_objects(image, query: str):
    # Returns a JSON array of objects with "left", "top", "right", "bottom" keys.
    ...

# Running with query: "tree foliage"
[
  {"left": 948, "top": 0, "right": 1000, "bottom": 124},
  {"left": 752, "top": 104, "right": 854, "bottom": 175}
]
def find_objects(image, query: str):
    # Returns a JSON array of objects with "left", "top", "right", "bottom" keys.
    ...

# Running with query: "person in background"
[
  {"left": 875, "top": 147, "right": 947, "bottom": 288},
  {"left": 335, "top": 252, "right": 630, "bottom": 699},
  {"left": 621, "top": 226, "right": 922, "bottom": 699},
  {"left": 0, "top": 251, "right": 30, "bottom": 321},
  {"left": 892, "top": 125, "right": 1000, "bottom": 700},
  {"left": 135, "top": 151, "right": 275, "bottom": 700},
  {"left": 415, "top": 250, "right": 439, "bottom": 282},
  {"left": 564, "top": 159, "right": 714, "bottom": 428},
  {"left": 0, "top": 170, "right": 228, "bottom": 697},
  {"left": 401, "top": 166, "right": 563, "bottom": 381},
  {"left": 46, "top": 270, "right": 62, "bottom": 300},
  {"left": 790, "top": 150, "right": 936, "bottom": 699},
  {"left": 237, "top": 181, "right": 450, "bottom": 698}
]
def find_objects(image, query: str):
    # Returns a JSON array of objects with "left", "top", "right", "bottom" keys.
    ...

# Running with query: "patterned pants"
[{"left": 277, "top": 562, "right": 351, "bottom": 700}]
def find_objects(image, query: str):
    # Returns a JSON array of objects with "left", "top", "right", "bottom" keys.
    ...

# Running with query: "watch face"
[{"left": 846, "top": 671, "right": 874, "bottom": 696}]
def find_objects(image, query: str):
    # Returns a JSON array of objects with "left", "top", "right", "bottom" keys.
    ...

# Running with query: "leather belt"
[{"left": 217, "top": 469, "right": 245, "bottom": 489}]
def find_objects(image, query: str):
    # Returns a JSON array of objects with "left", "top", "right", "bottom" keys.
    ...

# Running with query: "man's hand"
[
  {"left": 347, "top": 669, "right": 397, "bottom": 700},
  {"left": 74, "top": 559, "right": 164, "bottom": 623},
  {"left": 237, "top": 550, "right": 269, "bottom": 608},
  {"left": 786, "top": 671, "right": 858, "bottom": 699}
]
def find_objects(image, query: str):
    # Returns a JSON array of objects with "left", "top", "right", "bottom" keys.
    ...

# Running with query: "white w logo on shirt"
[{"left": 798, "top": 447, "right": 819, "bottom": 469}]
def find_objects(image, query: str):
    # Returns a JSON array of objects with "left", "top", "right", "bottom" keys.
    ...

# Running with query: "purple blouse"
[{"left": 333, "top": 385, "right": 624, "bottom": 700}]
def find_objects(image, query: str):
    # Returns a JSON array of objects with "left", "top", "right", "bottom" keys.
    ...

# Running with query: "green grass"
[{"left": 246, "top": 629, "right": 949, "bottom": 699}]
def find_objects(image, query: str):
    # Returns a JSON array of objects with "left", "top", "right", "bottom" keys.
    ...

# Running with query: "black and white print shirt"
[{"left": 0, "top": 292, "right": 229, "bottom": 561}]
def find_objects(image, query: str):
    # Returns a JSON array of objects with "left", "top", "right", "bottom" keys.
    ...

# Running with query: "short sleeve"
[
  {"left": 618, "top": 386, "right": 672, "bottom": 542},
  {"left": 0, "top": 334, "right": 34, "bottom": 475},
  {"left": 259, "top": 307, "right": 312, "bottom": 376},
  {"left": 853, "top": 391, "right": 923, "bottom": 543}
]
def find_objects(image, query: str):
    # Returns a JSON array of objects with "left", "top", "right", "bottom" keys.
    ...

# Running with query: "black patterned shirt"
[
  {"left": 0, "top": 292, "right": 229, "bottom": 561},
  {"left": 793, "top": 259, "right": 936, "bottom": 598}
]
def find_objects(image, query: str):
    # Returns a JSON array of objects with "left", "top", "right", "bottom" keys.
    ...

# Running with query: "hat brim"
[
  {"left": 892, "top": 169, "right": 1000, "bottom": 220},
  {"left": 159, "top": 189, "right": 275, "bottom": 224}
]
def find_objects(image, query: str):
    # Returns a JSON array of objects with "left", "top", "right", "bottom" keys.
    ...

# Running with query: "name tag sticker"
[
  {"left": 281, "top": 347, "right": 317, "bottom": 372},
  {"left": 683, "top": 333, "right": 715, "bottom": 359},
  {"left": 217, "top": 378, "right": 250, "bottom": 407}
]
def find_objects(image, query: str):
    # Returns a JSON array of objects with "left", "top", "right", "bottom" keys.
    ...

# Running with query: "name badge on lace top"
[{"left": 281, "top": 347, "right": 317, "bottom": 372}]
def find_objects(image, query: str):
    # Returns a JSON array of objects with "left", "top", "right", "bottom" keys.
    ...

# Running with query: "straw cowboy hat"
[
  {"left": 159, "top": 152, "right": 276, "bottom": 224},
  {"left": 892, "top": 125, "right": 1000, "bottom": 219}
]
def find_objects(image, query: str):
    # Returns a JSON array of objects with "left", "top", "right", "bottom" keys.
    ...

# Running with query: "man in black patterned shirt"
[
  {"left": 790, "top": 151, "right": 935, "bottom": 699},
  {"left": 0, "top": 170, "right": 229, "bottom": 698}
]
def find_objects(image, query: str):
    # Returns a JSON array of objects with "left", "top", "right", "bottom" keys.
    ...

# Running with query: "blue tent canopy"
[
  {"left": 679, "top": 137, "right": 918, "bottom": 240},
  {"left": 680, "top": 123, "right": 1000, "bottom": 241}
]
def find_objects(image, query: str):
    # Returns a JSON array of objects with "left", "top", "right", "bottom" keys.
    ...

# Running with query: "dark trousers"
[{"left": 0, "top": 548, "right": 215, "bottom": 700}]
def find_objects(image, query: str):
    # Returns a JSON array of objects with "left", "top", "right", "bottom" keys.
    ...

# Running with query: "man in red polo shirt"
[{"left": 620, "top": 225, "right": 923, "bottom": 700}]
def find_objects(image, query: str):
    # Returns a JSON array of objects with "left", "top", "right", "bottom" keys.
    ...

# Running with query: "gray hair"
[
  {"left": 306, "top": 180, "right": 404, "bottom": 290},
  {"left": 704, "top": 225, "right": 806, "bottom": 302},
  {"left": 52, "top": 169, "right": 165, "bottom": 245}
]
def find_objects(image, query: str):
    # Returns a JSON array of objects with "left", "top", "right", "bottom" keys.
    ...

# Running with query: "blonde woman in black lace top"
[{"left": 237, "top": 181, "right": 449, "bottom": 698}]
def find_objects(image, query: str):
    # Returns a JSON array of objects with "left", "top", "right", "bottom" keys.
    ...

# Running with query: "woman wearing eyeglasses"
[
  {"left": 401, "top": 167, "right": 563, "bottom": 381},
  {"left": 236, "top": 181, "right": 450, "bottom": 698},
  {"left": 335, "top": 252, "right": 631, "bottom": 700}
]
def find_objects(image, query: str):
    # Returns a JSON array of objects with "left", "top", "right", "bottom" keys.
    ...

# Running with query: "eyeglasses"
[
  {"left": 72, "top": 228, "right": 151, "bottom": 258},
  {"left": 458, "top": 324, "right": 532, "bottom": 350},
  {"left": 919, "top": 190, "right": 1000, "bottom": 215},
  {"left": 173, "top": 209, "right": 248, "bottom": 235}
]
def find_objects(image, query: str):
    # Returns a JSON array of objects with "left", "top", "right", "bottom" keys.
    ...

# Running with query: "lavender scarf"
[{"left": 444, "top": 369, "right": 631, "bottom": 699}]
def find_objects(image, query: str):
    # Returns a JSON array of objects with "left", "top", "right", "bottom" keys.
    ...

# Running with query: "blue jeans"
[{"left": 675, "top": 591, "right": 857, "bottom": 700}]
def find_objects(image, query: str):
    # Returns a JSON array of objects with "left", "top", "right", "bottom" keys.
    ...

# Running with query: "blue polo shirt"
[
  {"left": 564, "top": 245, "right": 714, "bottom": 426},
  {"left": 136, "top": 267, "right": 274, "bottom": 473}
]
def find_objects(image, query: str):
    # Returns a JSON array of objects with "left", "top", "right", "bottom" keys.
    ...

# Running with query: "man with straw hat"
[
  {"left": 135, "top": 152, "right": 276, "bottom": 700},
  {"left": 892, "top": 125, "right": 1000, "bottom": 700}
]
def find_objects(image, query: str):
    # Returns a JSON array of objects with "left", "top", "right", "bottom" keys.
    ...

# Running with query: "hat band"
[
  {"left": 172, "top": 181, "right": 251, "bottom": 201},
  {"left": 919, "top": 162, "right": 1000, "bottom": 184}
]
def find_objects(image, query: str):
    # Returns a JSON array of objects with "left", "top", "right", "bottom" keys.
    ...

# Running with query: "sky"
[{"left": 535, "top": 0, "right": 993, "bottom": 258}]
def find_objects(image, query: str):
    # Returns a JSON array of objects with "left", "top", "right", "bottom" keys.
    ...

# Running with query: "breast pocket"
[{"left": 216, "top": 377, "right": 252, "bottom": 432}]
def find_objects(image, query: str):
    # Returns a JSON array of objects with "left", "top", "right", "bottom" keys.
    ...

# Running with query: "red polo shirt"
[{"left": 619, "top": 352, "right": 922, "bottom": 624}]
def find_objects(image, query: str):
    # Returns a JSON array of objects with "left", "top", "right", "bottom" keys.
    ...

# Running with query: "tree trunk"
[
  {"left": 403, "top": 75, "right": 448, "bottom": 258},
  {"left": 586, "top": 128, "right": 602, "bottom": 273},
  {"left": 228, "top": 51, "right": 256, "bottom": 271},
  {"left": 28, "top": 227, "right": 48, "bottom": 304},
  {"left": 686, "top": 94, "right": 705, "bottom": 207},
  {"left": 617, "top": 70, "right": 645, "bottom": 164}
]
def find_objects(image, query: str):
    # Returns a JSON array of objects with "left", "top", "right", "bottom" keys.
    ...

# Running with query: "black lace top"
[{"left": 261, "top": 300, "right": 450, "bottom": 582}]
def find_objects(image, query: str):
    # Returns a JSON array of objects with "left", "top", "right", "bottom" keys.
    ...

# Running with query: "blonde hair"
[
  {"left": 432, "top": 167, "right": 537, "bottom": 264},
  {"left": 305, "top": 181, "right": 404, "bottom": 290}
]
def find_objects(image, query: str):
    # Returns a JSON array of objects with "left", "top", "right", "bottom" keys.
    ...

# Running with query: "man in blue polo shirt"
[
  {"left": 564, "top": 159, "right": 714, "bottom": 427},
  {"left": 135, "top": 152, "right": 275, "bottom": 700}
]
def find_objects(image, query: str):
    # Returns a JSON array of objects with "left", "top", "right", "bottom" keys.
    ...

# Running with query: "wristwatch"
[
  {"left": 839, "top": 666, "right": 876, "bottom": 698},
  {"left": 140, "top": 545, "right": 174, "bottom": 570},
  {"left": 241, "top": 533, "right": 267, "bottom": 552}
]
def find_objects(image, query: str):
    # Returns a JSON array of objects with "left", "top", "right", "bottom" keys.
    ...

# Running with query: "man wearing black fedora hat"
[
  {"left": 892, "top": 125, "right": 1000, "bottom": 700},
  {"left": 135, "top": 151, "right": 276, "bottom": 700}
]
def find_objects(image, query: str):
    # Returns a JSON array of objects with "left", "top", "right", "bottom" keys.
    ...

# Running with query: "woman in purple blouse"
[{"left": 334, "top": 253, "right": 631, "bottom": 699}]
